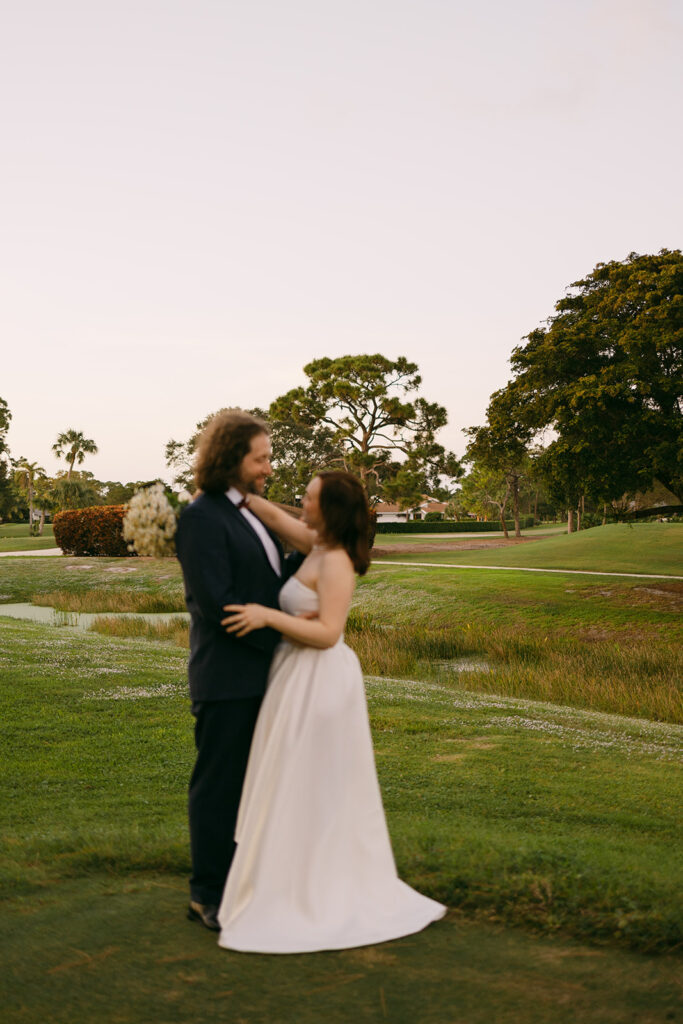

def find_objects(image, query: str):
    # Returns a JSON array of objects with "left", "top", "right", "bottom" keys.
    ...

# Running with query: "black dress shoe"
[{"left": 187, "top": 901, "right": 220, "bottom": 931}]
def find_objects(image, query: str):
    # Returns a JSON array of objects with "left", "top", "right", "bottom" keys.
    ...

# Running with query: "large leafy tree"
[
  {"left": 52, "top": 429, "right": 99, "bottom": 480},
  {"left": 499, "top": 250, "right": 683, "bottom": 507},
  {"left": 271, "top": 354, "right": 461, "bottom": 504},
  {"left": 262, "top": 415, "right": 342, "bottom": 505}
]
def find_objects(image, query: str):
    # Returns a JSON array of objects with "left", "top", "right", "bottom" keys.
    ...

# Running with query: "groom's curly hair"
[{"left": 194, "top": 409, "right": 269, "bottom": 494}]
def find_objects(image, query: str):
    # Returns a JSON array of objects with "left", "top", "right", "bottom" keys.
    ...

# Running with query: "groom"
[{"left": 175, "top": 409, "right": 285, "bottom": 930}]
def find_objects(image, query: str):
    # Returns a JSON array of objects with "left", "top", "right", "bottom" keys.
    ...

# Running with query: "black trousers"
[{"left": 188, "top": 696, "right": 262, "bottom": 906}]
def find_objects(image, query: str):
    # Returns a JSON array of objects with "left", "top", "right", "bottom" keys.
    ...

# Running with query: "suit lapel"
[{"left": 219, "top": 494, "right": 283, "bottom": 577}]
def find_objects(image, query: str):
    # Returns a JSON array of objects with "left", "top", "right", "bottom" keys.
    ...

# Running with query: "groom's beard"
[
  {"left": 248, "top": 475, "right": 269, "bottom": 495},
  {"left": 234, "top": 477, "right": 266, "bottom": 496}
]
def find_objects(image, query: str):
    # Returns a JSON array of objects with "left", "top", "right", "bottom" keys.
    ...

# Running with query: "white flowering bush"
[{"left": 122, "top": 482, "right": 178, "bottom": 557}]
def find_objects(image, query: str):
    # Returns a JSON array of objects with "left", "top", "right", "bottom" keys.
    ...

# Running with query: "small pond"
[
  {"left": 0, "top": 603, "right": 189, "bottom": 630},
  {"left": 435, "top": 658, "right": 491, "bottom": 674}
]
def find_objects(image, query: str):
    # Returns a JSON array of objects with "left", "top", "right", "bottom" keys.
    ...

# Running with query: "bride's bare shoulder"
[{"left": 320, "top": 547, "right": 355, "bottom": 578}]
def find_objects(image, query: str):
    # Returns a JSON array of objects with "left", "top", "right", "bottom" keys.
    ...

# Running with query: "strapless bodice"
[{"left": 278, "top": 574, "right": 320, "bottom": 616}]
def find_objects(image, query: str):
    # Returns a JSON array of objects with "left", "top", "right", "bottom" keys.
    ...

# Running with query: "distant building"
[
  {"left": 373, "top": 498, "right": 449, "bottom": 523},
  {"left": 373, "top": 501, "right": 408, "bottom": 524}
]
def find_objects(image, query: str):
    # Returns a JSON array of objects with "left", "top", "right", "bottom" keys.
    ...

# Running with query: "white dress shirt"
[{"left": 226, "top": 487, "right": 281, "bottom": 577}]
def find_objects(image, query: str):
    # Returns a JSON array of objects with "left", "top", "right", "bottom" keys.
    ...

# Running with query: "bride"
[{"left": 218, "top": 470, "right": 446, "bottom": 953}]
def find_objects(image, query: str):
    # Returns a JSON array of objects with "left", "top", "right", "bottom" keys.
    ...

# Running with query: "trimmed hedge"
[
  {"left": 53, "top": 505, "right": 131, "bottom": 557},
  {"left": 374, "top": 517, "right": 535, "bottom": 534}
]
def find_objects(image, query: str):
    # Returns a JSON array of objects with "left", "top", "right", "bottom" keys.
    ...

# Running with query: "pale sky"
[{"left": 2, "top": 0, "right": 681, "bottom": 483}]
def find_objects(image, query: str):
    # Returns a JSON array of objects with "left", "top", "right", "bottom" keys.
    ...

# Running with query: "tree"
[
  {"left": 464, "top": 426, "right": 522, "bottom": 537},
  {"left": 166, "top": 407, "right": 341, "bottom": 502},
  {"left": 0, "top": 397, "right": 16, "bottom": 520},
  {"left": 263, "top": 415, "right": 343, "bottom": 505},
  {"left": 444, "top": 493, "right": 469, "bottom": 520},
  {"left": 165, "top": 425, "right": 205, "bottom": 491},
  {"left": 458, "top": 464, "right": 512, "bottom": 535},
  {"left": 166, "top": 409, "right": 258, "bottom": 491},
  {"left": 464, "top": 387, "right": 530, "bottom": 537},
  {"left": 0, "top": 397, "right": 10, "bottom": 445},
  {"left": 50, "top": 471, "right": 103, "bottom": 511},
  {"left": 100, "top": 480, "right": 148, "bottom": 504},
  {"left": 52, "top": 430, "right": 99, "bottom": 480},
  {"left": 270, "top": 354, "right": 461, "bottom": 503},
  {"left": 499, "top": 250, "right": 683, "bottom": 510},
  {"left": 520, "top": 447, "right": 557, "bottom": 521},
  {"left": 32, "top": 474, "right": 58, "bottom": 534},
  {"left": 13, "top": 459, "right": 46, "bottom": 535},
  {"left": 0, "top": 458, "right": 17, "bottom": 521}
]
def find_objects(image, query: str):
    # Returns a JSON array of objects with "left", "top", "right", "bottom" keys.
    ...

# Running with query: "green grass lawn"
[
  {"left": 0, "top": 555, "right": 186, "bottom": 608},
  {"left": 0, "top": 523, "right": 56, "bottom": 552},
  {"left": 4, "top": 877, "right": 681, "bottom": 1024},
  {"left": 0, "top": 616, "right": 681, "bottom": 1022},
  {"left": 373, "top": 523, "right": 683, "bottom": 576},
  {"left": 0, "top": 537, "right": 681, "bottom": 1022},
  {"left": 1, "top": 552, "right": 681, "bottom": 722},
  {"left": 374, "top": 524, "right": 567, "bottom": 543}
]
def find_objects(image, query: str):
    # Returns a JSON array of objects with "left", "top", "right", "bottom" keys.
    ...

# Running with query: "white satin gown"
[{"left": 217, "top": 574, "right": 446, "bottom": 953}]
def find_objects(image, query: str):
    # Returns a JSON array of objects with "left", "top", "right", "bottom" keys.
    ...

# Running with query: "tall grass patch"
[
  {"left": 32, "top": 589, "right": 185, "bottom": 613},
  {"left": 90, "top": 615, "right": 189, "bottom": 646},
  {"left": 346, "top": 611, "right": 682, "bottom": 723}
]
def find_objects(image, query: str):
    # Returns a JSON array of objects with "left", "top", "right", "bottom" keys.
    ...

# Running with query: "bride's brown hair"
[{"left": 317, "top": 471, "right": 371, "bottom": 576}]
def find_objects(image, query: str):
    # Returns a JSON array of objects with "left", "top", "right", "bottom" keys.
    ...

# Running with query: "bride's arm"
[
  {"left": 246, "top": 494, "right": 316, "bottom": 554},
  {"left": 222, "top": 549, "right": 355, "bottom": 649}
]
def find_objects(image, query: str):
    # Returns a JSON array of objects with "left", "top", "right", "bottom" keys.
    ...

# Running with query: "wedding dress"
[{"left": 217, "top": 574, "right": 446, "bottom": 953}]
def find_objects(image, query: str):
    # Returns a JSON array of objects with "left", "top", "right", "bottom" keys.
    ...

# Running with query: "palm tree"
[
  {"left": 14, "top": 458, "right": 46, "bottom": 534},
  {"left": 52, "top": 430, "right": 98, "bottom": 480}
]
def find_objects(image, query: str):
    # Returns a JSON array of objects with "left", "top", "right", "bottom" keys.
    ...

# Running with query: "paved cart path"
[
  {"left": 373, "top": 559, "right": 683, "bottom": 580},
  {"left": 0, "top": 547, "right": 63, "bottom": 557}
]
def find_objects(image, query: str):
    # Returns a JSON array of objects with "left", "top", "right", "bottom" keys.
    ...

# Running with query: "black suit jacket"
[{"left": 176, "top": 492, "right": 287, "bottom": 702}]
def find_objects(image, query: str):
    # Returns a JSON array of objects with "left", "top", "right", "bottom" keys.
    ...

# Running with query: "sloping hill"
[{"left": 374, "top": 523, "right": 683, "bottom": 575}]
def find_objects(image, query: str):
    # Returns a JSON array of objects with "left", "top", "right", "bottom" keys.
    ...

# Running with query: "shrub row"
[
  {"left": 53, "top": 505, "right": 132, "bottom": 557},
  {"left": 374, "top": 517, "right": 535, "bottom": 534}
]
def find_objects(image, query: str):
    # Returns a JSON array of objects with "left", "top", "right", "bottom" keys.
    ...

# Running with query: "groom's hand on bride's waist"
[
  {"left": 221, "top": 604, "right": 318, "bottom": 643},
  {"left": 222, "top": 603, "right": 269, "bottom": 637}
]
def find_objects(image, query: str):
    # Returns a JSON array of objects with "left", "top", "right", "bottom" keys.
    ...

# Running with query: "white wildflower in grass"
[
  {"left": 83, "top": 682, "right": 186, "bottom": 700},
  {"left": 123, "top": 483, "right": 178, "bottom": 558}
]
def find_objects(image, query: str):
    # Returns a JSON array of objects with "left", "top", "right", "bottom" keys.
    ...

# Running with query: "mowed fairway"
[
  {"left": 0, "top": 523, "right": 57, "bottom": 553},
  {"left": 373, "top": 522, "right": 683, "bottom": 576},
  {"left": 0, "top": 525, "right": 681, "bottom": 1023}
]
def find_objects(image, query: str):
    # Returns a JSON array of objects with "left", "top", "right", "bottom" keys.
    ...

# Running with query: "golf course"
[{"left": 1, "top": 523, "right": 681, "bottom": 1023}]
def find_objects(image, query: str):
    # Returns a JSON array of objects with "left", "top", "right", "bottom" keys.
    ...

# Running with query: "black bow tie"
[{"left": 237, "top": 496, "right": 249, "bottom": 509}]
